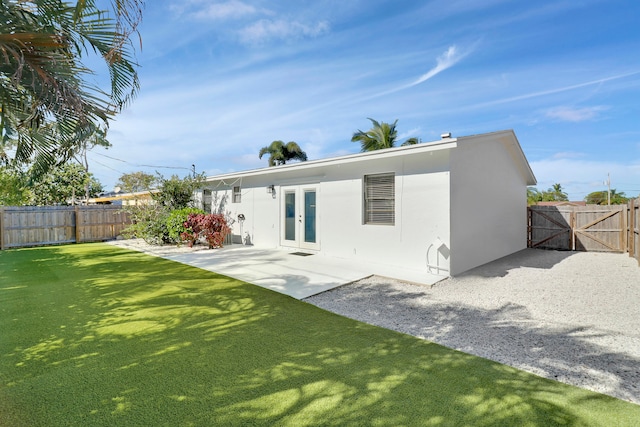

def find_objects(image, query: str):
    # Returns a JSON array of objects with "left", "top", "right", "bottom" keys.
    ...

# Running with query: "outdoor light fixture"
[{"left": 266, "top": 185, "right": 275, "bottom": 194}]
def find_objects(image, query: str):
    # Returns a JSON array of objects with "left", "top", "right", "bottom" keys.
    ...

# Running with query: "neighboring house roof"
[
  {"left": 90, "top": 189, "right": 158, "bottom": 204},
  {"left": 205, "top": 129, "right": 537, "bottom": 186}
]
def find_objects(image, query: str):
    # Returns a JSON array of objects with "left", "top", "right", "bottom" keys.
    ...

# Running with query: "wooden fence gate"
[
  {"left": 527, "top": 206, "right": 572, "bottom": 250},
  {"left": 528, "top": 204, "right": 631, "bottom": 253},
  {"left": 0, "top": 205, "right": 130, "bottom": 250}
]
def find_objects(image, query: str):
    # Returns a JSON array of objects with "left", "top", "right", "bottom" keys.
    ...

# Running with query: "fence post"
[
  {"left": 74, "top": 205, "right": 81, "bottom": 244},
  {"left": 622, "top": 204, "right": 628, "bottom": 253},
  {"left": 570, "top": 210, "right": 576, "bottom": 251},
  {"left": 630, "top": 198, "right": 637, "bottom": 262},
  {"left": 636, "top": 198, "right": 640, "bottom": 266},
  {"left": 0, "top": 206, "right": 4, "bottom": 250},
  {"left": 526, "top": 207, "right": 531, "bottom": 247}
]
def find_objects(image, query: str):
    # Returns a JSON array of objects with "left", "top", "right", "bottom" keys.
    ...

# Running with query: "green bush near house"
[
  {"left": 121, "top": 172, "right": 206, "bottom": 245},
  {"left": 1, "top": 244, "right": 639, "bottom": 426},
  {"left": 121, "top": 202, "right": 171, "bottom": 244},
  {"left": 165, "top": 207, "right": 205, "bottom": 243}
]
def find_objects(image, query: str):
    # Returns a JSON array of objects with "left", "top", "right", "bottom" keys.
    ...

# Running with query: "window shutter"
[{"left": 364, "top": 173, "right": 395, "bottom": 225}]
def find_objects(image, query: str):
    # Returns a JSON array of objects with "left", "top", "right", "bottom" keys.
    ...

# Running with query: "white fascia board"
[{"left": 205, "top": 139, "right": 458, "bottom": 183}]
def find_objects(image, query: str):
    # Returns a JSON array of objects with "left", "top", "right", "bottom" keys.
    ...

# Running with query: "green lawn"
[{"left": 1, "top": 244, "right": 638, "bottom": 426}]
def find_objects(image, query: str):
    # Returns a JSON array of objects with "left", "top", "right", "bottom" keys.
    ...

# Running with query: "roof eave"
[{"left": 206, "top": 138, "right": 458, "bottom": 182}]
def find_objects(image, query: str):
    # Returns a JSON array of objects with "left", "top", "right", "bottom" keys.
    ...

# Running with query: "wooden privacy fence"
[
  {"left": 528, "top": 199, "right": 640, "bottom": 265},
  {"left": 0, "top": 205, "right": 131, "bottom": 250},
  {"left": 630, "top": 198, "right": 639, "bottom": 263}
]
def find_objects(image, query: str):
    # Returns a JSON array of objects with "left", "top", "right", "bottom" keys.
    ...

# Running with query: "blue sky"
[{"left": 89, "top": 0, "right": 640, "bottom": 200}]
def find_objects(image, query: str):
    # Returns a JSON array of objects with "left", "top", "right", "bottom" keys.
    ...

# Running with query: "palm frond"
[
  {"left": 0, "top": 0, "right": 141, "bottom": 171},
  {"left": 352, "top": 118, "right": 399, "bottom": 152},
  {"left": 259, "top": 140, "right": 307, "bottom": 166},
  {"left": 401, "top": 137, "right": 420, "bottom": 146}
]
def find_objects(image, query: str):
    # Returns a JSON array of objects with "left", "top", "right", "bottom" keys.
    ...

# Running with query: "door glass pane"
[
  {"left": 304, "top": 190, "right": 316, "bottom": 243},
  {"left": 285, "top": 192, "right": 296, "bottom": 241}
]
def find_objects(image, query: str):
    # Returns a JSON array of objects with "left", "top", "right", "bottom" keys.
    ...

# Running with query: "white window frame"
[
  {"left": 202, "top": 189, "right": 212, "bottom": 213},
  {"left": 232, "top": 186, "right": 241, "bottom": 203},
  {"left": 363, "top": 173, "right": 395, "bottom": 225}
]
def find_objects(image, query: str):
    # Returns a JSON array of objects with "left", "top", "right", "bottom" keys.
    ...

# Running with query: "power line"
[
  {"left": 90, "top": 158, "right": 125, "bottom": 174},
  {"left": 90, "top": 151, "right": 192, "bottom": 170}
]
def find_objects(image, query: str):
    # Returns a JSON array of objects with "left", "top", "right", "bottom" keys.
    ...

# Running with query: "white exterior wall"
[
  {"left": 206, "top": 150, "right": 452, "bottom": 275},
  {"left": 448, "top": 134, "right": 529, "bottom": 275},
  {"left": 207, "top": 176, "right": 281, "bottom": 246},
  {"left": 315, "top": 152, "right": 451, "bottom": 274}
]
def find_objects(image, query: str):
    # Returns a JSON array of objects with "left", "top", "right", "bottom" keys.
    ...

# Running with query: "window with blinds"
[
  {"left": 202, "top": 189, "right": 212, "bottom": 213},
  {"left": 363, "top": 173, "right": 395, "bottom": 225},
  {"left": 232, "top": 186, "right": 241, "bottom": 203}
]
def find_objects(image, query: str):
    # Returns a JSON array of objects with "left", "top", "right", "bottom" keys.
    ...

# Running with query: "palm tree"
[
  {"left": 550, "top": 183, "right": 568, "bottom": 201},
  {"left": 259, "top": 141, "right": 308, "bottom": 166},
  {"left": 540, "top": 183, "right": 568, "bottom": 202},
  {"left": 351, "top": 118, "right": 419, "bottom": 151},
  {"left": 403, "top": 137, "right": 420, "bottom": 146},
  {"left": 527, "top": 187, "right": 542, "bottom": 205},
  {"left": 0, "top": 0, "right": 142, "bottom": 176},
  {"left": 585, "top": 189, "right": 628, "bottom": 205}
]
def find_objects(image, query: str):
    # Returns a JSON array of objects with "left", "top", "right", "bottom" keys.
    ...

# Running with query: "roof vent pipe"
[{"left": 441, "top": 132, "right": 452, "bottom": 139}]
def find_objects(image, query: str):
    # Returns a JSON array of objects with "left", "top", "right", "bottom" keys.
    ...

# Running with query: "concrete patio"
[{"left": 106, "top": 240, "right": 444, "bottom": 299}]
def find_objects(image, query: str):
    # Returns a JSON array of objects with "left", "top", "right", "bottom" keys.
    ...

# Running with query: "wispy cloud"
[
  {"left": 398, "top": 127, "right": 422, "bottom": 140},
  {"left": 474, "top": 71, "right": 640, "bottom": 109},
  {"left": 240, "top": 19, "right": 330, "bottom": 44},
  {"left": 170, "top": 0, "right": 260, "bottom": 20},
  {"left": 191, "top": 1, "right": 258, "bottom": 20},
  {"left": 552, "top": 151, "right": 587, "bottom": 159},
  {"left": 359, "top": 44, "right": 473, "bottom": 102},
  {"left": 410, "top": 45, "right": 468, "bottom": 87},
  {"left": 545, "top": 106, "right": 608, "bottom": 122}
]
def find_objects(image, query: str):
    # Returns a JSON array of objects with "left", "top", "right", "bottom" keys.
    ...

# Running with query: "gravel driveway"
[{"left": 304, "top": 249, "right": 640, "bottom": 404}]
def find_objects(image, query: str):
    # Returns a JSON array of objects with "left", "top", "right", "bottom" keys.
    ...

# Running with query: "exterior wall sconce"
[{"left": 266, "top": 185, "right": 275, "bottom": 194}]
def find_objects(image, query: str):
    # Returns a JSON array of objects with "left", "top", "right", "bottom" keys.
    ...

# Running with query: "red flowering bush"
[{"left": 180, "top": 213, "right": 231, "bottom": 249}]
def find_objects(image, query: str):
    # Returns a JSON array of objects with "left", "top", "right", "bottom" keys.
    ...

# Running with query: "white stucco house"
[{"left": 197, "top": 129, "right": 536, "bottom": 279}]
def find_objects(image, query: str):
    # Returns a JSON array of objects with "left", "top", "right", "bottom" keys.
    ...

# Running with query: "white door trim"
[{"left": 280, "top": 184, "right": 320, "bottom": 250}]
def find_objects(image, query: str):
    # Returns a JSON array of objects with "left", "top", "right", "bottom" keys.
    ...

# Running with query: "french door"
[{"left": 281, "top": 185, "right": 319, "bottom": 250}]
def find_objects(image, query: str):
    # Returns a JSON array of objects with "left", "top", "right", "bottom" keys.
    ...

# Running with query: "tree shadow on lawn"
[
  {"left": 1, "top": 244, "right": 639, "bottom": 426},
  {"left": 306, "top": 281, "right": 640, "bottom": 406}
]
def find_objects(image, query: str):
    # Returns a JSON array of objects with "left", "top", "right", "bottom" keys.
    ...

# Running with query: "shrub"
[
  {"left": 120, "top": 172, "right": 205, "bottom": 245},
  {"left": 152, "top": 173, "right": 205, "bottom": 210},
  {"left": 122, "top": 203, "right": 171, "bottom": 245},
  {"left": 180, "top": 213, "right": 231, "bottom": 249},
  {"left": 166, "top": 207, "right": 204, "bottom": 244}
]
